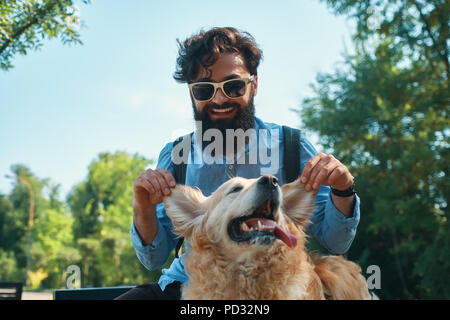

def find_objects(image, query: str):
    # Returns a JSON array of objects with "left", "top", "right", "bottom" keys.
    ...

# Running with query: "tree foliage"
[
  {"left": 0, "top": 152, "right": 175, "bottom": 290},
  {"left": 0, "top": 164, "right": 72, "bottom": 288},
  {"left": 0, "top": 0, "right": 90, "bottom": 70},
  {"left": 323, "top": 0, "right": 449, "bottom": 79},
  {"left": 67, "top": 151, "right": 164, "bottom": 287},
  {"left": 296, "top": 0, "right": 449, "bottom": 299}
]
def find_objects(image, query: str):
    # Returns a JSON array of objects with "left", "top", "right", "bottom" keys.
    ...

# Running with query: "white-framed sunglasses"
[{"left": 188, "top": 75, "right": 255, "bottom": 102}]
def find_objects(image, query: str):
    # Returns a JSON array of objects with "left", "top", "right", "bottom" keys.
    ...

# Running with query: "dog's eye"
[{"left": 228, "top": 185, "right": 243, "bottom": 195}]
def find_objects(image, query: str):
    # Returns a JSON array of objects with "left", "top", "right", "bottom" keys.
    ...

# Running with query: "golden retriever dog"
[{"left": 163, "top": 175, "right": 371, "bottom": 300}]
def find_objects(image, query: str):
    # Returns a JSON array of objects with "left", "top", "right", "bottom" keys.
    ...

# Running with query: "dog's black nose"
[{"left": 258, "top": 175, "right": 278, "bottom": 189}]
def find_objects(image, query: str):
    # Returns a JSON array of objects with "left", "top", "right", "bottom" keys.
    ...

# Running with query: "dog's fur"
[{"left": 163, "top": 176, "right": 371, "bottom": 300}]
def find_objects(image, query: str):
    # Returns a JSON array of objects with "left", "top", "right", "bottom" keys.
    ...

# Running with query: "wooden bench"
[
  {"left": 0, "top": 282, "right": 23, "bottom": 300},
  {"left": 53, "top": 286, "right": 134, "bottom": 300}
]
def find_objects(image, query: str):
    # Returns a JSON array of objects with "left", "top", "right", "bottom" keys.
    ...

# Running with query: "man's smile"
[{"left": 207, "top": 105, "right": 238, "bottom": 120}]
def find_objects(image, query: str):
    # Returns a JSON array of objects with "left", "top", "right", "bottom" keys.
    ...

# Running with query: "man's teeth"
[{"left": 212, "top": 107, "right": 233, "bottom": 113}]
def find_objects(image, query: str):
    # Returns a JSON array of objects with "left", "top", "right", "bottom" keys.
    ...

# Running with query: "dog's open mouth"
[{"left": 227, "top": 198, "right": 297, "bottom": 248}]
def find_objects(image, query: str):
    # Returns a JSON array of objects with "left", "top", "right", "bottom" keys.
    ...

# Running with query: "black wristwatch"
[{"left": 331, "top": 182, "right": 356, "bottom": 197}]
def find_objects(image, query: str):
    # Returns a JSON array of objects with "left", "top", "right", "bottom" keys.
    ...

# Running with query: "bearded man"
[{"left": 117, "top": 27, "right": 359, "bottom": 300}]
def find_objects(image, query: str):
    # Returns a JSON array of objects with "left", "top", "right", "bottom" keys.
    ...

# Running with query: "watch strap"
[{"left": 331, "top": 182, "right": 356, "bottom": 197}]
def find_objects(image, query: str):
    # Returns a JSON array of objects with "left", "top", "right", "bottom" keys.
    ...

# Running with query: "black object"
[
  {"left": 282, "top": 125, "right": 301, "bottom": 184},
  {"left": 114, "top": 281, "right": 181, "bottom": 300},
  {"left": 172, "top": 133, "right": 193, "bottom": 259},
  {"left": 53, "top": 286, "right": 134, "bottom": 300},
  {"left": 0, "top": 282, "right": 22, "bottom": 300},
  {"left": 331, "top": 182, "right": 356, "bottom": 197}
]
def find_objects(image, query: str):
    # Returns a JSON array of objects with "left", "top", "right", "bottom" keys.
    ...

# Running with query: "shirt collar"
[{"left": 191, "top": 117, "right": 267, "bottom": 164}]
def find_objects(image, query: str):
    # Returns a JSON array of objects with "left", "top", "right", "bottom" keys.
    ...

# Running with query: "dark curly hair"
[{"left": 173, "top": 27, "right": 263, "bottom": 83}]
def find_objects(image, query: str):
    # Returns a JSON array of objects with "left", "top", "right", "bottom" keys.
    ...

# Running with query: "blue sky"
[{"left": 0, "top": 0, "right": 354, "bottom": 198}]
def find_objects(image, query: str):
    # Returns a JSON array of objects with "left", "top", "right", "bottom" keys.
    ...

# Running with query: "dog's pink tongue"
[
  {"left": 245, "top": 218, "right": 297, "bottom": 248},
  {"left": 274, "top": 225, "right": 297, "bottom": 249}
]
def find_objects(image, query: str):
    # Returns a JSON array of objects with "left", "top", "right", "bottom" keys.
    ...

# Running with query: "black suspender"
[
  {"left": 172, "top": 133, "right": 192, "bottom": 258},
  {"left": 282, "top": 125, "right": 301, "bottom": 184}
]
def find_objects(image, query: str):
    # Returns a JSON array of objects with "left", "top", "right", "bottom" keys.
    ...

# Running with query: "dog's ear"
[
  {"left": 163, "top": 185, "right": 207, "bottom": 239},
  {"left": 281, "top": 178, "right": 317, "bottom": 227}
]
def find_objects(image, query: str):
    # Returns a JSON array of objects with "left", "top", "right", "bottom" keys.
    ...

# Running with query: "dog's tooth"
[{"left": 258, "top": 220, "right": 262, "bottom": 230}]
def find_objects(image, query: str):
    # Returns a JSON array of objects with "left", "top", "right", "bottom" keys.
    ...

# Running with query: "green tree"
[
  {"left": 67, "top": 181, "right": 101, "bottom": 239},
  {"left": 0, "top": 193, "right": 17, "bottom": 258},
  {"left": 322, "top": 0, "right": 449, "bottom": 79},
  {"left": 67, "top": 151, "right": 163, "bottom": 287},
  {"left": 33, "top": 206, "right": 75, "bottom": 288},
  {"left": 76, "top": 237, "right": 100, "bottom": 287},
  {"left": 0, "top": 164, "right": 76, "bottom": 289},
  {"left": 2, "top": 154, "right": 174, "bottom": 289},
  {"left": 0, "top": 249, "right": 19, "bottom": 281},
  {"left": 2, "top": 164, "right": 48, "bottom": 283},
  {"left": 68, "top": 151, "right": 153, "bottom": 240},
  {"left": 296, "top": 0, "right": 449, "bottom": 299},
  {"left": 0, "top": 0, "right": 91, "bottom": 71}
]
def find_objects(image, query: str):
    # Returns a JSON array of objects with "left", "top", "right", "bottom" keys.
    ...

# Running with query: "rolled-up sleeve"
[
  {"left": 130, "top": 142, "right": 179, "bottom": 270},
  {"left": 307, "top": 188, "right": 360, "bottom": 254},
  {"left": 300, "top": 136, "right": 360, "bottom": 255}
]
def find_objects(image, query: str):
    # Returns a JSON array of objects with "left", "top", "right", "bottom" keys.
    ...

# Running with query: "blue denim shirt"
[{"left": 130, "top": 117, "right": 360, "bottom": 291}]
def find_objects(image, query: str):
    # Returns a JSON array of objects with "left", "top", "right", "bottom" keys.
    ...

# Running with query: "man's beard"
[{"left": 192, "top": 93, "right": 256, "bottom": 155}]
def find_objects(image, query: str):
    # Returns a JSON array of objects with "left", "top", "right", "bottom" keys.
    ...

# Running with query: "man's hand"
[
  {"left": 133, "top": 169, "right": 176, "bottom": 208},
  {"left": 300, "top": 152, "right": 354, "bottom": 192},
  {"left": 133, "top": 169, "right": 176, "bottom": 245},
  {"left": 300, "top": 153, "right": 355, "bottom": 218}
]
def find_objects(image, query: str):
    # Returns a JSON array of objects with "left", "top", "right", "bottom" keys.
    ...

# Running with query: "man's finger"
[
  {"left": 328, "top": 165, "right": 352, "bottom": 190},
  {"left": 136, "top": 177, "right": 155, "bottom": 194},
  {"left": 311, "top": 161, "right": 340, "bottom": 190},
  {"left": 142, "top": 171, "right": 163, "bottom": 197},
  {"left": 301, "top": 153, "right": 324, "bottom": 184},
  {"left": 307, "top": 155, "right": 334, "bottom": 188},
  {"left": 157, "top": 169, "right": 176, "bottom": 188},
  {"left": 153, "top": 170, "right": 171, "bottom": 195}
]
